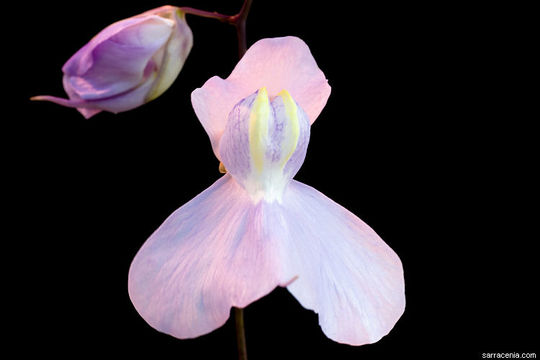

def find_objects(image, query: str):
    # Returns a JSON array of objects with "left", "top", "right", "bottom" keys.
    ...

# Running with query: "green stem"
[{"left": 234, "top": 307, "right": 248, "bottom": 360}]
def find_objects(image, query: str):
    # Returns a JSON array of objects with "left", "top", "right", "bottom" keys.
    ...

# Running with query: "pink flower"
[
  {"left": 32, "top": 6, "right": 192, "bottom": 119},
  {"left": 128, "top": 36, "right": 405, "bottom": 345}
]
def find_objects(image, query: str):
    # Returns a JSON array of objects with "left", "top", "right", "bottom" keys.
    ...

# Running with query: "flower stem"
[
  {"left": 184, "top": 3, "right": 253, "bottom": 357},
  {"left": 180, "top": 0, "right": 252, "bottom": 58},
  {"left": 179, "top": 7, "right": 231, "bottom": 22},
  {"left": 234, "top": 307, "right": 248, "bottom": 360},
  {"left": 232, "top": 0, "right": 253, "bottom": 58}
]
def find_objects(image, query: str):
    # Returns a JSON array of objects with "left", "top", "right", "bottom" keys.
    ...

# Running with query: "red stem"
[
  {"left": 231, "top": 0, "right": 253, "bottom": 58},
  {"left": 180, "top": 0, "right": 252, "bottom": 59},
  {"left": 179, "top": 7, "right": 231, "bottom": 22}
]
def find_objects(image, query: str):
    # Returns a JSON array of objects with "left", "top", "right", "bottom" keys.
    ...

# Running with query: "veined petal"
[
  {"left": 128, "top": 175, "right": 404, "bottom": 343},
  {"left": 277, "top": 181, "right": 406, "bottom": 345},
  {"left": 219, "top": 88, "right": 310, "bottom": 203},
  {"left": 128, "top": 175, "right": 287, "bottom": 339},
  {"left": 191, "top": 36, "right": 331, "bottom": 159}
]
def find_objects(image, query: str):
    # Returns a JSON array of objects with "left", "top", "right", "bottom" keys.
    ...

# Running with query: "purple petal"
[
  {"left": 77, "top": 70, "right": 157, "bottom": 114},
  {"left": 63, "top": 16, "right": 174, "bottom": 100}
]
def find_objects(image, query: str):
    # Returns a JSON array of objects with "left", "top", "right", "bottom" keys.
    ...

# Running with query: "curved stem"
[
  {"left": 179, "top": 7, "right": 231, "bottom": 22},
  {"left": 234, "top": 307, "right": 248, "bottom": 360},
  {"left": 180, "top": 0, "right": 252, "bottom": 59}
]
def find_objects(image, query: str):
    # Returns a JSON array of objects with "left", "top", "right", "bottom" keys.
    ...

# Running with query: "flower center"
[{"left": 219, "top": 87, "right": 311, "bottom": 203}]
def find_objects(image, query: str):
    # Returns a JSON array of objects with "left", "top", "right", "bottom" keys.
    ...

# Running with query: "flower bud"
[{"left": 32, "top": 5, "right": 193, "bottom": 118}]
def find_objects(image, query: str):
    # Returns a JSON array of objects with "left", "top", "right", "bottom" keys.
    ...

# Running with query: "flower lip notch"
[
  {"left": 128, "top": 36, "right": 405, "bottom": 346},
  {"left": 31, "top": 5, "right": 193, "bottom": 118}
]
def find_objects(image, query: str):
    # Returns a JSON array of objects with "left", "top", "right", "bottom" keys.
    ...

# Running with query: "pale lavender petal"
[
  {"left": 219, "top": 88, "right": 311, "bottom": 202},
  {"left": 218, "top": 91, "right": 256, "bottom": 180},
  {"left": 128, "top": 175, "right": 286, "bottom": 339},
  {"left": 191, "top": 36, "right": 331, "bottom": 158},
  {"left": 271, "top": 92, "right": 311, "bottom": 178},
  {"left": 191, "top": 77, "right": 239, "bottom": 158},
  {"left": 127, "top": 173, "right": 404, "bottom": 343},
  {"left": 276, "top": 181, "right": 406, "bottom": 345}
]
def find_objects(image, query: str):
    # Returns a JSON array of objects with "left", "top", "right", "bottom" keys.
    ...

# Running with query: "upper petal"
[
  {"left": 277, "top": 181, "right": 406, "bottom": 345},
  {"left": 191, "top": 36, "right": 331, "bottom": 158}
]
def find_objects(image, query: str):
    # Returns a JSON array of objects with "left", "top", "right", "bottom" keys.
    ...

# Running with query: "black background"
[{"left": 8, "top": 0, "right": 536, "bottom": 359}]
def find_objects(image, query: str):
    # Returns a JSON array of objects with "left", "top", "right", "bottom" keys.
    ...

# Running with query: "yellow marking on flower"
[
  {"left": 249, "top": 87, "right": 270, "bottom": 173},
  {"left": 277, "top": 89, "right": 300, "bottom": 168}
]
